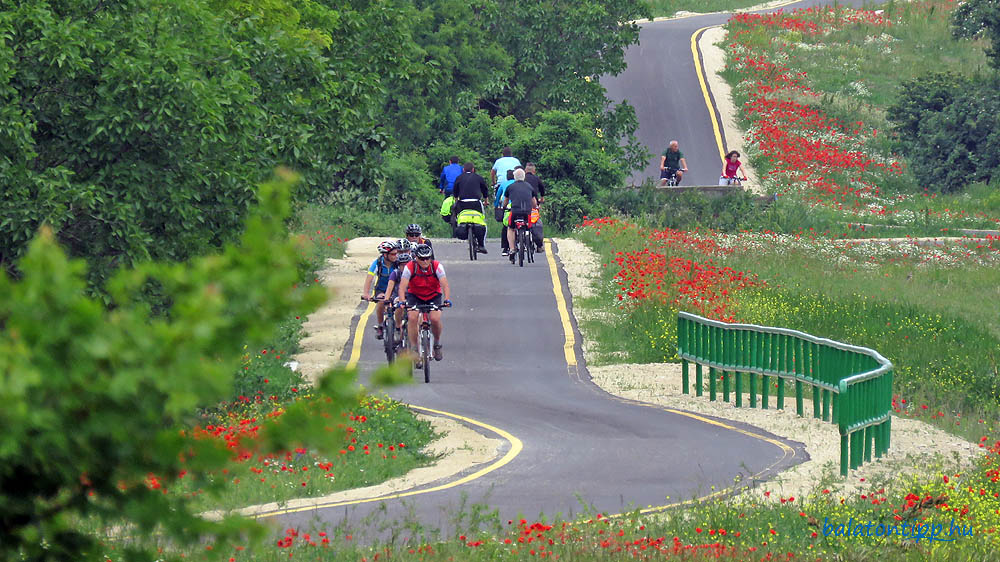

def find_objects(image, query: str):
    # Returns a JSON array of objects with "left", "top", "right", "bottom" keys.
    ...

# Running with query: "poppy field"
[{"left": 722, "top": 1, "right": 1000, "bottom": 230}]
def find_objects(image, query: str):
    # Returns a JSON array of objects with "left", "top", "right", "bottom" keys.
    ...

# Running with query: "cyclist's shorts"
[
  {"left": 406, "top": 293, "right": 443, "bottom": 309},
  {"left": 660, "top": 167, "right": 679, "bottom": 179},
  {"left": 508, "top": 210, "right": 531, "bottom": 227}
]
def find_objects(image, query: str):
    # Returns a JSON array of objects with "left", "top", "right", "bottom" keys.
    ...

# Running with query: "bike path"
[
  {"left": 604, "top": 0, "right": 878, "bottom": 187},
  {"left": 266, "top": 240, "right": 805, "bottom": 539}
]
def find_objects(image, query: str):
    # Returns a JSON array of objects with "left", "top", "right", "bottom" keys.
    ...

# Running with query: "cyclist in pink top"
[{"left": 720, "top": 150, "right": 748, "bottom": 186}]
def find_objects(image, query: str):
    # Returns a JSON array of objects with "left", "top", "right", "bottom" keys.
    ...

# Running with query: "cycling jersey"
[
  {"left": 402, "top": 260, "right": 446, "bottom": 300},
  {"left": 367, "top": 256, "right": 396, "bottom": 295}
]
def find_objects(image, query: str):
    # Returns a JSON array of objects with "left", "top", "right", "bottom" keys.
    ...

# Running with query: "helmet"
[
  {"left": 405, "top": 223, "right": 422, "bottom": 236},
  {"left": 414, "top": 244, "right": 433, "bottom": 259},
  {"left": 377, "top": 240, "right": 396, "bottom": 254},
  {"left": 396, "top": 238, "right": 412, "bottom": 253},
  {"left": 396, "top": 252, "right": 412, "bottom": 265}
]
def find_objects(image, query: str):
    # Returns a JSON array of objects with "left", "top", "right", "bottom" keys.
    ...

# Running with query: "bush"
[{"left": 888, "top": 73, "right": 1000, "bottom": 192}]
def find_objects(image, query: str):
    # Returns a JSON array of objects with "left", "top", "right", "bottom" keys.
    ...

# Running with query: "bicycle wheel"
[
  {"left": 383, "top": 317, "right": 395, "bottom": 363},
  {"left": 468, "top": 227, "right": 475, "bottom": 261},
  {"left": 517, "top": 229, "right": 525, "bottom": 267},
  {"left": 527, "top": 232, "right": 534, "bottom": 263},
  {"left": 421, "top": 329, "right": 431, "bottom": 383}
]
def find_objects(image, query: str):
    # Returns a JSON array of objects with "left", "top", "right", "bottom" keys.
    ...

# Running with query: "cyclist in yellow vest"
[{"left": 455, "top": 205, "right": 488, "bottom": 253}]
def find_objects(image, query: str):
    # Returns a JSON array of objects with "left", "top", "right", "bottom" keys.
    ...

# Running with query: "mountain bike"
[
  {"left": 411, "top": 300, "right": 451, "bottom": 383},
  {"left": 362, "top": 296, "right": 396, "bottom": 363},
  {"left": 719, "top": 175, "right": 746, "bottom": 187},
  {"left": 512, "top": 217, "right": 534, "bottom": 267}
]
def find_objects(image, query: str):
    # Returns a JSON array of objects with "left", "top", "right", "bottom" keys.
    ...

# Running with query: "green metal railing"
[{"left": 677, "top": 312, "right": 893, "bottom": 476}]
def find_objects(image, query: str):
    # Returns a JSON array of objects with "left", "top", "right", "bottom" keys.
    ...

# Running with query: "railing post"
[
  {"left": 695, "top": 363, "right": 703, "bottom": 397},
  {"left": 682, "top": 359, "right": 689, "bottom": 394}
]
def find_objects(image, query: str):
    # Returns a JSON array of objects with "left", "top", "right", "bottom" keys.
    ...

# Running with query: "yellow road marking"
[
  {"left": 254, "top": 405, "right": 523, "bottom": 519},
  {"left": 347, "top": 302, "right": 376, "bottom": 369},
  {"left": 691, "top": 26, "right": 726, "bottom": 163},
  {"left": 544, "top": 239, "right": 576, "bottom": 366}
]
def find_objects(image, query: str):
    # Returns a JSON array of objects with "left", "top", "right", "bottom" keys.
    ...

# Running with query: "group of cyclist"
[
  {"left": 439, "top": 147, "right": 545, "bottom": 260},
  {"left": 362, "top": 224, "right": 450, "bottom": 368},
  {"left": 658, "top": 139, "right": 749, "bottom": 187}
]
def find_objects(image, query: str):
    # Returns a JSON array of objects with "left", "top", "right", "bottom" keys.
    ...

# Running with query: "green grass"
[
  {"left": 174, "top": 396, "right": 438, "bottom": 512},
  {"left": 647, "top": 0, "right": 769, "bottom": 18},
  {"left": 117, "top": 441, "right": 999, "bottom": 560}
]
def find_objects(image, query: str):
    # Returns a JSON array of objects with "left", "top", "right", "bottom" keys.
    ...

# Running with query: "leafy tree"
[
  {"left": 382, "top": 0, "right": 512, "bottom": 148},
  {"left": 952, "top": 0, "right": 1000, "bottom": 68},
  {"left": 0, "top": 0, "right": 262, "bottom": 288},
  {"left": 479, "top": 0, "right": 649, "bottom": 119},
  {"left": 0, "top": 174, "right": 374, "bottom": 561}
]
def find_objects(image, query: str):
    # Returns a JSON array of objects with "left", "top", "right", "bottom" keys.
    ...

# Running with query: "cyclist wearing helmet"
[
  {"left": 404, "top": 224, "right": 434, "bottom": 260},
  {"left": 361, "top": 240, "right": 399, "bottom": 340},
  {"left": 396, "top": 238, "right": 414, "bottom": 261},
  {"left": 383, "top": 251, "right": 412, "bottom": 338},
  {"left": 397, "top": 244, "right": 451, "bottom": 363}
]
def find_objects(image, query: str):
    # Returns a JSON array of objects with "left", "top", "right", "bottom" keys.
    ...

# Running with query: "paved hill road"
[
  {"left": 266, "top": 240, "right": 804, "bottom": 539},
  {"left": 604, "top": 0, "right": 879, "bottom": 187}
]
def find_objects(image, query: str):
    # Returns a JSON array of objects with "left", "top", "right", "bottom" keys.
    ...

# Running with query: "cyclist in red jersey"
[{"left": 396, "top": 244, "right": 451, "bottom": 361}]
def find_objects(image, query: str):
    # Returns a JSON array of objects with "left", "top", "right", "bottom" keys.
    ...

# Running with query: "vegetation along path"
[{"left": 262, "top": 240, "right": 805, "bottom": 538}]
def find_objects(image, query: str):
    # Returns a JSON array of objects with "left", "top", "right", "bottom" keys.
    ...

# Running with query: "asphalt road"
[
  {"left": 267, "top": 240, "right": 805, "bottom": 540},
  {"left": 604, "top": 0, "right": 877, "bottom": 187}
]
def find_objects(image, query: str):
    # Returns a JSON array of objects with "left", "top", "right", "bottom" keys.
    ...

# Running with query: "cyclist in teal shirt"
[{"left": 361, "top": 240, "right": 399, "bottom": 340}]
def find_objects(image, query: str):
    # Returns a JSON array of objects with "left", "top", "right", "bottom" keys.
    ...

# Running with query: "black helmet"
[
  {"left": 414, "top": 244, "right": 433, "bottom": 259},
  {"left": 405, "top": 223, "right": 422, "bottom": 236}
]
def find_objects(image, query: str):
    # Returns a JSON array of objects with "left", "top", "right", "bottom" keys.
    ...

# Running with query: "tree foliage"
[
  {"left": 0, "top": 174, "right": 372, "bottom": 561},
  {"left": 952, "top": 0, "right": 1000, "bottom": 68},
  {"left": 888, "top": 72, "right": 1000, "bottom": 192},
  {"left": 0, "top": 0, "right": 402, "bottom": 289}
]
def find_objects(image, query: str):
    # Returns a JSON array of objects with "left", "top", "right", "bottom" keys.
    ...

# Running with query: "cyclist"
[
  {"left": 659, "top": 140, "right": 688, "bottom": 186},
  {"left": 439, "top": 156, "right": 463, "bottom": 196},
  {"left": 501, "top": 168, "right": 538, "bottom": 264},
  {"left": 361, "top": 240, "right": 399, "bottom": 340},
  {"left": 496, "top": 169, "right": 516, "bottom": 255},
  {"left": 720, "top": 150, "right": 748, "bottom": 186},
  {"left": 440, "top": 194, "right": 456, "bottom": 231},
  {"left": 455, "top": 203, "right": 488, "bottom": 254},
  {"left": 383, "top": 250, "right": 412, "bottom": 341},
  {"left": 397, "top": 244, "right": 452, "bottom": 365},
  {"left": 404, "top": 224, "right": 434, "bottom": 260},
  {"left": 490, "top": 146, "right": 521, "bottom": 188}
]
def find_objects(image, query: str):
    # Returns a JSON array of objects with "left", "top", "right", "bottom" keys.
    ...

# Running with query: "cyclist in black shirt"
[{"left": 501, "top": 168, "right": 538, "bottom": 263}]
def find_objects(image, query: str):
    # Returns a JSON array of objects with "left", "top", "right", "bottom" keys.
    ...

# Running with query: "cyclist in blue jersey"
[{"left": 361, "top": 240, "right": 399, "bottom": 340}]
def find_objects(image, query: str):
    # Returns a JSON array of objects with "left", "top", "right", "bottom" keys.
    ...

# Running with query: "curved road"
[
  {"left": 267, "top": 240, "right": 804, "bottom": 539},
  {"left": 605, "top": 0, "right": 875, "bottom": 186}
]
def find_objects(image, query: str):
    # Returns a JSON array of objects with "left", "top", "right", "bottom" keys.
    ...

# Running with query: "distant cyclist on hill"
[
  {"left": 719, "top": 150, "right": 748, "bottom": 186},
  {"left": 659, "top": 140, "right": 688, "bottom": 186}
]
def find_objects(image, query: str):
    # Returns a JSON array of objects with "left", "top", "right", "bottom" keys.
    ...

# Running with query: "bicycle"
[
  {"left": 719, "top": 176, "right": 746, "bottom": 187},
  {"left": 411, "top": 300, "right": 451, "bottom": 383},
  {"left": 661, "top": 167, "right": 687, "bottom": 187},
  {"left": 512, "top": 217, "right": 534, "bottom": 267},
  {"left": 362, "top": 296, "right": 397, "bottom": 364}
]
